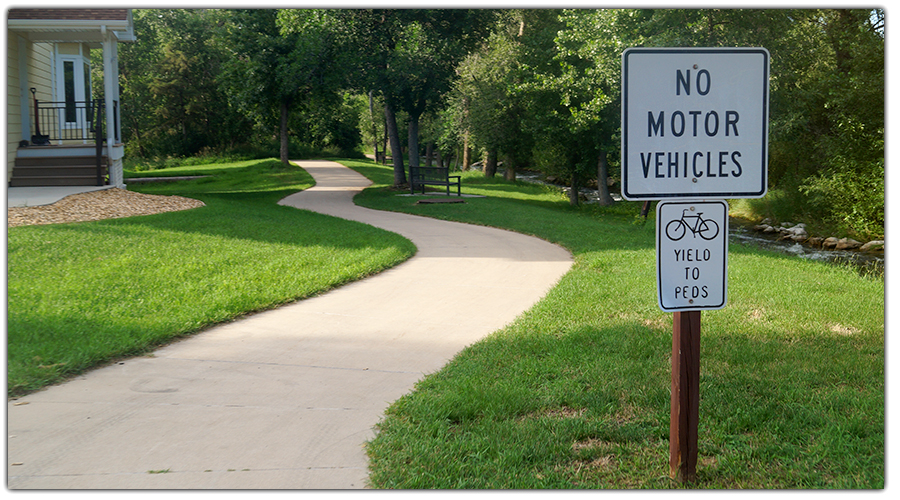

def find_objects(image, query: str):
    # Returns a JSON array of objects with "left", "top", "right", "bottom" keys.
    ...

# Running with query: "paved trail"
[{"left": 7, "top": 160, "right": 572, "bottom": 489}]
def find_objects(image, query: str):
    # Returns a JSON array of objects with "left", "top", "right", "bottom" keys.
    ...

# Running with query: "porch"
[{"left": 7, "top": 9, "right": 133, "bottom": 189}]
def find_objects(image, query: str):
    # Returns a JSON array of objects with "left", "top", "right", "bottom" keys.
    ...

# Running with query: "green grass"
[
  {"left": 7, "top": 159, "right": 415, "bottom": 397},
  {"left": 342, "top": 159, "right": 885, "bottom": 489}
]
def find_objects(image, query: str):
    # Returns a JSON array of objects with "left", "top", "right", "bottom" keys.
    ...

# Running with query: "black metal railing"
[{"left": 31, "top": 99, "right": 105, "bottom": 143}]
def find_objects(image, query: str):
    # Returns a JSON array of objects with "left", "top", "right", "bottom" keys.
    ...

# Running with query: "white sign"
[
  {"left": 657, "top": 200, "right": 728, "bottom": 312},
  {"left": 621, "top": 48, "right": 769, "bottom": 200}
]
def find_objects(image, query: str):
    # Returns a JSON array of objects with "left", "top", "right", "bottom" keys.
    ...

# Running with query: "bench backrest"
[{"left": 411, "top": 166, "right": 449, "bottom": 182}]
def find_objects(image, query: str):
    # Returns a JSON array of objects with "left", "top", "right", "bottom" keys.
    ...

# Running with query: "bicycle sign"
[
  {"left": 657, "top": 200, "right": 728, "bottom": 311},
  {"left": 665, "top": 208, "right": 720, "bottom": 241}
]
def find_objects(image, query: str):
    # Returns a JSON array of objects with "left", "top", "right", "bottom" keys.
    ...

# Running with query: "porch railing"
[
  {"left": 30, "top": 96, "right": 110, "bottom": 186},
  {"left": 31, "top": 99, "right": 106, "bottom": 143}
]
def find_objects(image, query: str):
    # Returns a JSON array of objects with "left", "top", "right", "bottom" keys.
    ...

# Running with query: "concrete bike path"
[{"left": 7, "top": 160, "right": 573, "bottom": 489}]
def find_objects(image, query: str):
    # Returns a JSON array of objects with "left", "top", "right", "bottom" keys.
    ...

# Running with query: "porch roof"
[{"left": 7, "top": 8, "right": 135, "bottom": 43}]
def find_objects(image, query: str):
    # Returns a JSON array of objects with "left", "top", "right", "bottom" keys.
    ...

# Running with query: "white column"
[
  {"left": 102, "top": 28, "right": 124, "bottom": 188},
  {"left": 18, "top": 35, "right": 30, "bottom": 142}
]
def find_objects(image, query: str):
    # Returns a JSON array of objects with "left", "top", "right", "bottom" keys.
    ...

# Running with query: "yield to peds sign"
[
  {"left": 657, "top": 200, "right": 728, "bottom": 311},
  {"left": 621, "top": 48, "right": 769, "bottom": 200}
]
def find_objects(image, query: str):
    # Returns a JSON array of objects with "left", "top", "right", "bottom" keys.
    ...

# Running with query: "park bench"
[{"left": 409, "top": 166, "right": 461, "bottom": 196}]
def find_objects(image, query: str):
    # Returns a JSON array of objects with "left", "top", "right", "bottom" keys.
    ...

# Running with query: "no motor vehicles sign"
[{"left": 621, "top": 48, "right": 769, "bottom": 200}]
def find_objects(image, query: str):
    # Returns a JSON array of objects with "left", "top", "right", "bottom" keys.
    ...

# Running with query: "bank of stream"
[
  {"left": 510, "top": 168, "right": 884, "bottom": 278},
  {"left": 728, "top": 221, "right": 883, "bottom": 278}
]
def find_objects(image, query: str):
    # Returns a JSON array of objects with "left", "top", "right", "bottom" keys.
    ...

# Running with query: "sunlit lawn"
[{"left": 344, "top": 159, "right": 884, "bottom": 489}]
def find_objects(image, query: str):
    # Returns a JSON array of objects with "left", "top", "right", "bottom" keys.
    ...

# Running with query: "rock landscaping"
[
  {"left": 7, "top": 188, "right": 205, "bottom": 228},
  {"left": 752, "top": 218, "right": 884, "bottom": 255}
]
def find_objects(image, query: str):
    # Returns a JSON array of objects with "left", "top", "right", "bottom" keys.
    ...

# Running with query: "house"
[{"left": 7, "top": 8, "right": 135, "bottom": 188}]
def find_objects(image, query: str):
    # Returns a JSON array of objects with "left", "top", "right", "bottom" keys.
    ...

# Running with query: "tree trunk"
[
  {"left": 369, "top": 90, "right": 379, "bottom": 159},
  {"left": 381, "top": 113, "right": 388, "bottom": 164},
  {"left": 279, "top": 98, "right": 291, "bottom": 165},
  {"left": 408, "top": 113, "right": 420, "bottom": 168},
  {"left": 462, "top": 132, "right": 472, "bottom": 171},
  {"left": 569, "top": 172, "right": 579, "bottom": 206},
  {"left": 384, "top": 100, "right": 406, "bottom": 186},
  {"left": 462, "top": 96, "right": 472, "bottom": 171},
  {"left": 504, "top": 155, "right": 517, "bottom": 181},
  {"left": 830, "top": 9, "right": 855, "bottom": 75},
  {"left": 484, "top": 149, "right": 498, "bottom": 178},
  {"left": 425, "top": 141, "right": 434, "bottom": 167},
  {"left": 596, "top": 151, "right": 616, "bottom": 206}
]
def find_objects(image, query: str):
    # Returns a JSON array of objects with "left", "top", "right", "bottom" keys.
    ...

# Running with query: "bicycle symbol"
[{"left": 665, "top": 208, "right": 719, "bottom": 241}]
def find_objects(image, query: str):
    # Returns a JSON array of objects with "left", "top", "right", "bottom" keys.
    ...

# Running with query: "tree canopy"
[{"left": 117, "top": 8, "right": 884, "bottom": 238}]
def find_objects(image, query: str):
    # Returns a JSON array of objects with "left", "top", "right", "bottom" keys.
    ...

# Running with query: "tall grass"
[
  {"left": 7, "top": 159, "right": 415, "bottom": 396},
  {"left": 342, "top": 159, "right": 884, "bottom": 489}
]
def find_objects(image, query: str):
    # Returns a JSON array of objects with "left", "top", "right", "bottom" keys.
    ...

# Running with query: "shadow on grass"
[
  {"left": 70, "top": 191, "right": 407, "bottom": 252},
  {"left": 370, "top": 312, "right": 884, "bottom": 488},
  {"left": 344, "top": 161, "right": 657, "bottom": 256},
  {"left": 7, "top": 159, "right": 418, "bottom": 397}
]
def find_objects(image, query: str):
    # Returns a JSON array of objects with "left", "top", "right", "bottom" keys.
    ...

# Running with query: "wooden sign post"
[{"left": 669, "top": 310, "right": 701, "bottom": 482}]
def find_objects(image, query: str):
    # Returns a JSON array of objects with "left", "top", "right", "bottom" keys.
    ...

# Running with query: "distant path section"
[{"left": 7, "top": 160, "right": 573, "bottom": 489}]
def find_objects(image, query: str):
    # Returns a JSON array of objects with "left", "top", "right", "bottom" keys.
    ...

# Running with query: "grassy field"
[
  {"left": 343, "top": 159, "right": 885, "bottom": 489},
  {"left": 6, "top": 159, "right": 415, "bottom": 396}
]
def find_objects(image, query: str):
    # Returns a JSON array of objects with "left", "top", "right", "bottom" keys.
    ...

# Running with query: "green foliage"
[
  {"left": 118, "top": 8, "right": 883, "bottom": 237},
  {"left": 800, "top": 158, "right": 884, "bottom": 238},
  {"left": 119, "top": 9, "right": 244, "bottom": 158},
  {"left": 451, "top": 11, "right": 542, "bottom": 175},
  {"left": 119, "top": 9, "right": 360, "bottom": 163}
]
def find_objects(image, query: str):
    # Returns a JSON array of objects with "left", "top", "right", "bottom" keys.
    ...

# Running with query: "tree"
[
  {"left": 387, "top": 10, "right": 495, "bottom": 170},
  {"left": 119, "top": 9, "right": 241, "bottom": 158},
  {"left": 117, "top": 9, "right": 163, "bottom": 158},
  {"left": 453, "top": 11, "right": 531, "bottom": 180},
  {"left": 334, "top": 9, "right": 494, "bottom": 186},
  {"left": 329, "top": 9, "right": 410, "bottom": 186},
  {"left": 515, "top": 9, "right": 623, "bottom": 205},
  {"left": 797, "top": 9, "right": 885, "bottom": 236},
  {"left": 223, "top": 9, "right": 343, "bottom": 164},
  {"left": 615, "top": 8, "right": 883, "bottom": 236},
  {"left": 638, "top": 8, "right": 883, "bottom": 236}
]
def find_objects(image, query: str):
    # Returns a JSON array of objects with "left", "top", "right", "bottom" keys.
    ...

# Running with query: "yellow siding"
[
  {"left": 56, "top": 42, "right": 79, "bottom": 55},
  {"left": 29, "top": 41, "right": 53, "bottom": 104},
  {"left": 7, "top": 32, "right": 21, "bottom": 182},
  {"left": 7, "top": 33, "right": 55, "bottom": 181}
]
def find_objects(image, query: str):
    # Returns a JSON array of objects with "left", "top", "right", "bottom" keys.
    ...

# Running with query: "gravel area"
[{"left": 7, "top": 188, "right": 206, "bottom": 228}]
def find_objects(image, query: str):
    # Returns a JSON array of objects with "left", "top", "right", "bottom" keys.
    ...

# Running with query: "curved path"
[{"left": 7, "top": 160, "right": 573, "bottom": 489}]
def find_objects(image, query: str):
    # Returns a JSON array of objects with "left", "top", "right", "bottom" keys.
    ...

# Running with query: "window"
[{"left": 63, "top": 60, "right": 76, "bottom": 123}]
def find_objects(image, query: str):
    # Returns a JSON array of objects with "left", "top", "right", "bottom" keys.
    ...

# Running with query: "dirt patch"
[{"left": 8, "top": 188, "right": 205, "bottom": 228}]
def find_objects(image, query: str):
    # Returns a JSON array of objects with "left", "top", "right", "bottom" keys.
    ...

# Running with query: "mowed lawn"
[
  {"left": 341, "top": 159, "right": 885, "bottom": 489},
  {"left": 7, "top": 159, "right": 415, "bottom": 396},
  {"left": 6, "top": 157, "right": 884, "bottom": 488}
]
